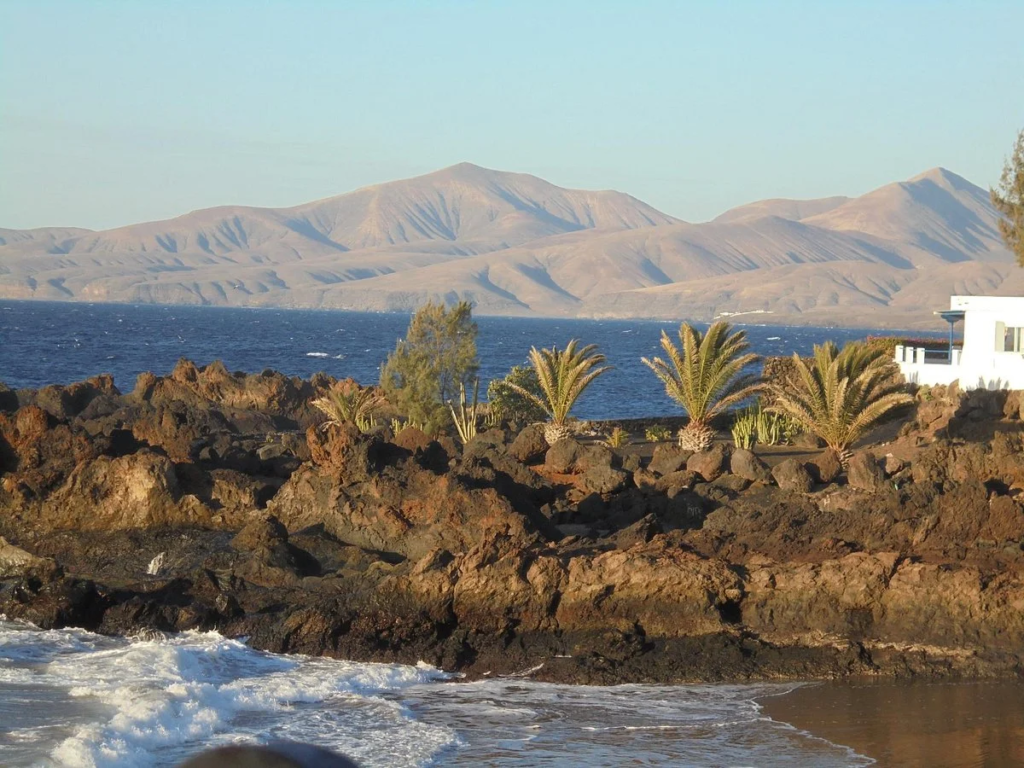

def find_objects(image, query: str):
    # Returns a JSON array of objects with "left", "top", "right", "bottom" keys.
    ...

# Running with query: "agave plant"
[
  {"left": 769, "top": 341, "right": 913, "bottom": 457},
  {"left": 642, "top": 321, "right": 762, "bottom": 452},
  {"left": 508, "top": 340, "right": 612, "bottom": 445},
  {"left": 312, "top": 383, "right": 387, "bottom": 434},
  {"left": 449, "top": 379, "right": 481, "bottom": 445}
]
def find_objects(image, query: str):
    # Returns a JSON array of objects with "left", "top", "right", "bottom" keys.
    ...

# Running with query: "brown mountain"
[{"left": 0, "top": 164, "right": 1014, "bottom": 328}]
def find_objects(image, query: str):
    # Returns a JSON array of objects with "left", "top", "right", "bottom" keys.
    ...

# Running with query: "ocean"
[
  {"left": 0, "top": 300, "right": 935, "bottom": 420},
  {"left": 0, "top": 300, "right": 958, "bottom": 766},
  {"left": 0, "top": 622, "right": 872, "bottom": 767}
]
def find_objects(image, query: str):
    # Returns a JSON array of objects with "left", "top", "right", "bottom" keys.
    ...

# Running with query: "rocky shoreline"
[{"left": 2, "top": 361, "right": 1024, "bottom": 685}]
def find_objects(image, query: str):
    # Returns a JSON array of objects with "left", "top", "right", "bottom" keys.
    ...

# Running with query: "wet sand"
[{"left": 761, "top": 679, "right": 1024, "bottom": 767}]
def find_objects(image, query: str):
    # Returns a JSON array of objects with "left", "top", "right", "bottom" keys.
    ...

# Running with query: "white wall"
[
  {"left": 954, "top": 295, "right": 1024, "bottom": 390},
  {"left": 896, "top": 346, "right": 963, "bottom": 386},
  {"left": 895, "top": 296, "right": 1024, "bottom": 390}
]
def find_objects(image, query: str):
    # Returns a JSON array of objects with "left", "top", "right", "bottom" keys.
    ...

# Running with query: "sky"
[{"left": 1, "top": 0, "right": 1022, "bottom": 231}]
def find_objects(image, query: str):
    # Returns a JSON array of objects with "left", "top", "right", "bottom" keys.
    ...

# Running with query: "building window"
[{"left": 998, "top": 323, "right": 1024, "bottom": 352}]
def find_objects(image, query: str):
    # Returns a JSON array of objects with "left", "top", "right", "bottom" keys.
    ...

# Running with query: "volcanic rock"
[{"left": 771, "top": 458, "right": 814, "bottom": 493}]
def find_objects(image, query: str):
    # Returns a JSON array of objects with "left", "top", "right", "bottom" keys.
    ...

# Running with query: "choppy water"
[
  {"left": 0, "top": 301, "right": 942, "bottom": 420},
  {"left": 0, "top": 621, "right": 872, "bottom": 767}
]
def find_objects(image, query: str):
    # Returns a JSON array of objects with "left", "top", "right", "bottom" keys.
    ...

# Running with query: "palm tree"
[
  {"left": 508, "top": 340, "right": 612, "bottom": 445},
  {"left": 642, "top": 321, "right": 762, "bottom": 451},
  {"left": 769, "top": 341, "right": 912, "bottom": 458}
]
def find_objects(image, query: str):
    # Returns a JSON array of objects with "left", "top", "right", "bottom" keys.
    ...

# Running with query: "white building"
[{"left": 895, "top": 295, "right": 1024, "bottom": 390}]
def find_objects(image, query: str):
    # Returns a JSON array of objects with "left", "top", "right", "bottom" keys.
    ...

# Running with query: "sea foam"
[{"left": 0, "top": 621, "right": 454, "bottom": 768}]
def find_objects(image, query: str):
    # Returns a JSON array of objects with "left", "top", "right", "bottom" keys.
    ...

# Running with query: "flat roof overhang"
[{"left": 935, "top": 310, "right": 966, "bottom": 323}]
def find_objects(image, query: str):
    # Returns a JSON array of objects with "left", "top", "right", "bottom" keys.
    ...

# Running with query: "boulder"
[
  {"left": 575, "top": 445, "right": 615, "bottom": 474},
  {"left": 807, "top": 449, "right": 843, "bottom": 485},
  {"left": 847, "top": 451, "right": 885, "bottom": 492},
  {"left": 649, "top": 444, "right": 692, "bottom": 477},
  {"left": 577, "top": 465, "right": 630, "bottom": 496},
  {"left": 509, "top": 424, "right": 548, "bottom": 463},
  {"left": 730, "top": 449, "right": 770, "bottom": 483},
  {"left": 654, "top": 470, "right": 700, "bottom": 495},
  {"left": 231, "top": 514, "right": 289, "bottom": 552},
  {"left": 545, "top": 439, "right": 580, "bottom": 474},
  {"left": 771, "top": 458, "right": 814, "bottom": 493},
  {"left": 711, "top": 473, "right": 751, "bottom": 494},
  {"left": 621, "top": 453, "right": 642, "bottom": 473},
  {"left": 0, "top": 537, "right": 59, "bottom": 580},
  {"left": 883, "top": 454, "right": 906, "bottom": 477},
  {"left": 306, "top": 422, "right": 383, "bottom": 483},
  {"left": 393, "top": 426, "right": 432, "bottom": 453},
  {"left": 609, "top": 514, "right": 663, "bottom": 549},
  {"left": 633, "top": 468, "right": 658, "bottom": 492},
  {"left": 686, "top": 443, "right": 730, "bottom": 482}
]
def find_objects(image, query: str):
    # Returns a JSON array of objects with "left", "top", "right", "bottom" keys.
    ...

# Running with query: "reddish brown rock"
[
  {"left": 771, "top": 458, "right": 813, "bottom": 493},
  {"left": 686, "top": 443, "right": 730, "bottom": 482},
  {"left": 847, "top": 451, "right": 885, "bottom": 492},
  {"left": 807, "top": 449, "right": 842, "bottom": 485}
]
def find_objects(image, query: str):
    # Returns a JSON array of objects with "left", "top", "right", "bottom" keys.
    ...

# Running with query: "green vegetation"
[
  {"left": 602, "top": 426, "right": 630, "bottom": 448},
  {"left": 312, "top": 382, "right": 386, "bottom": 434},
  {"left": 644, "top": 425, "right": 672, "bottom": 443},
  {"left": 642, "top": 321, "right": 762, "bottom": 452},
  {"left": 769, "top": 340, "right": 912, "bottom": 457},
  {"left": 486, "top": 364, "right": 548, "bottom": 425},
  {"left": 449, "top": 379, "right": 481, "bottom": 445},
  {"left": 380, "top": 300, "right": 479, "bottom": 436},
  {"left": 508, "top": 340, "right": 612, "bottom": 445},
  {"left": 730, "top": 401, "right": 801, "bottom": 449},
  {"left": 992, "top": 128, "right": 1024, "bottom": 266},
  {"left": 731, "top": 410, "right": 757, "bottom": 449}
]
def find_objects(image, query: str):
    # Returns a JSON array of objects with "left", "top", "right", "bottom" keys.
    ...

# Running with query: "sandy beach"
[{"left": 761, "top": 680, "right": 1024, "bottom": 767}]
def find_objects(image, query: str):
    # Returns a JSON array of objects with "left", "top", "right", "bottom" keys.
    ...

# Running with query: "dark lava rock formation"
[{"left": 2, "top": 366, "right": 1024, "bottom": 685}]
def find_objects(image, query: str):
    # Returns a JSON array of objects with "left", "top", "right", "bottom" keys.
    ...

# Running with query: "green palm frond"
[
  {"left": 313, "top": 383, "right": 387, "bottom": 433},
  {"left": 641, "top": 321, "right": 763, "bottom": 429},
  {"left": 507, "top": 339, "right": 612, "bottom": 425},
  {"left": 769, "top": 341, "right": 912, "bottom": 454}
]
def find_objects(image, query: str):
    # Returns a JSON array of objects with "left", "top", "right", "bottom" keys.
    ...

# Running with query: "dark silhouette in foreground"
[{"left": 179, "top": 741, "right": 359, "bottom": 768}]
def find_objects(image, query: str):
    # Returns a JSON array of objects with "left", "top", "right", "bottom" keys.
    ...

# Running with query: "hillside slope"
[{"left": 0, "top": 164, "right": 1014, "bottom": 328}]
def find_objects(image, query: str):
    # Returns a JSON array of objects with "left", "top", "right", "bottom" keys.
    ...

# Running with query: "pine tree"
[
  {"left": 380, "top": 300, "right": 479, "bottom": 435},
  {"left": 992, "top": 128, "right": 1024, "bottom": 266}
]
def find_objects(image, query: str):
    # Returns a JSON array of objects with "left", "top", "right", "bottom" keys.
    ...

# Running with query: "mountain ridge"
[{"left": 0, "top": 163, "right": 1014, "bottom": 330}]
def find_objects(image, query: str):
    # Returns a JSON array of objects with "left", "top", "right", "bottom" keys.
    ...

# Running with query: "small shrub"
[
  {"left": 486, "top": 364, "right": 547, "bottom": 425},
  {"left": 602, "top": 426, "right": 630, "bottom": 448},
  {"left": 312, "top": 383, "right": 387, "bottom": 434},
  {"left": 645, "top": 425, "right": 672, "bottom": 442},
  {"left": 449, "top": 379, "right": 481, "bottom": 445}
]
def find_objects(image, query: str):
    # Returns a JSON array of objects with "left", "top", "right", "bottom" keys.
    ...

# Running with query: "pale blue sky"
[{"left": 2, "top": 0, "right": 1022, "bottom": 230}]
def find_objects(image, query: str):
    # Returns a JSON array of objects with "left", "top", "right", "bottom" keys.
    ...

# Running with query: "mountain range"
[{"left": 1, "top": 162, "right": 1018, "bottom": 329}]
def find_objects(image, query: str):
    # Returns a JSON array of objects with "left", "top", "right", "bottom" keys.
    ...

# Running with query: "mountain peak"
[{"left": 907, "top": 166, "right": 974, "bottom": 191}]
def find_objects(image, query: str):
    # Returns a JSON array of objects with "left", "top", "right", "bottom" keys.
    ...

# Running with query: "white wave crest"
[{"left": 0, "top": 622, "right": 454, "bottom": 768}]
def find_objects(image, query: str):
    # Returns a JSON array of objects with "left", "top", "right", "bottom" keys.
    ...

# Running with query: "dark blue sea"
[{"left": 0, "top": 301, "right": 942, "bottom": 420}]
